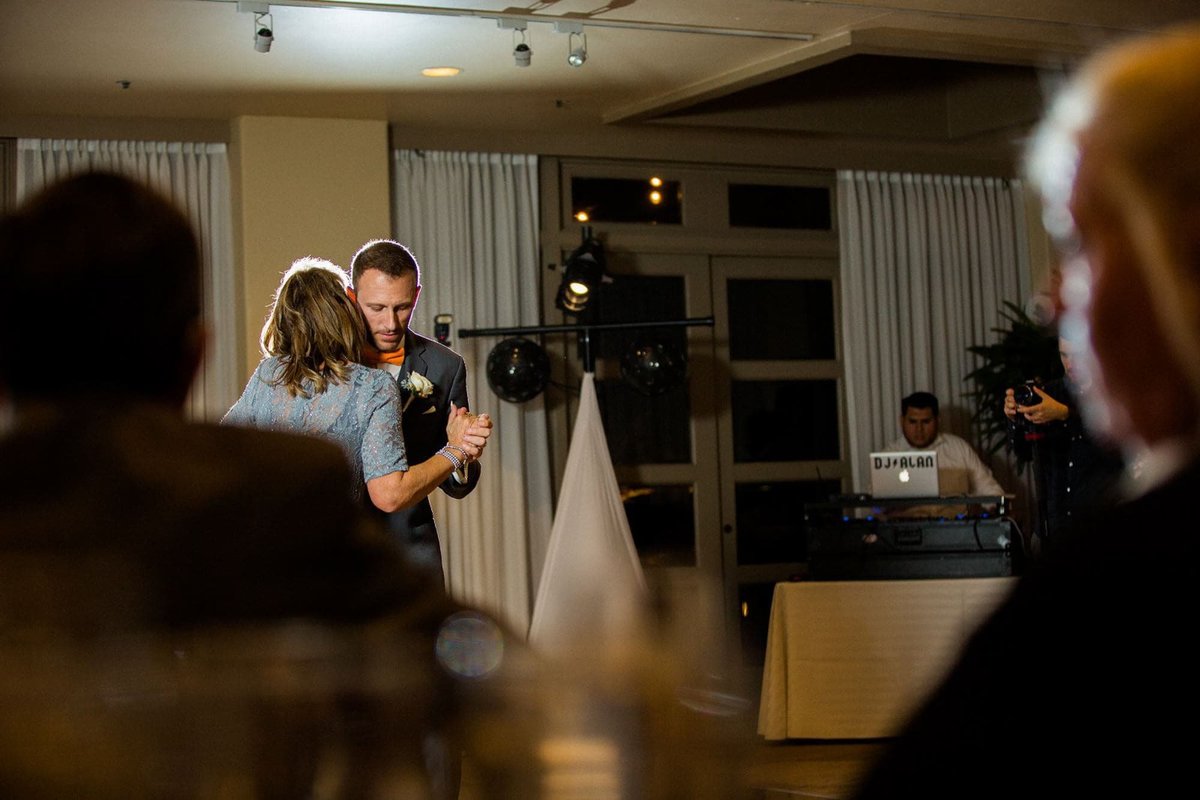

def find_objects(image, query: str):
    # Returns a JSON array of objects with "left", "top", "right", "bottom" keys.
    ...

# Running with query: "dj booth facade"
[
  {"left": 806, "top": 516, "right": 1016, "bottom": 579},
  {"left": 756, "top": 496, "right": 1018, "bottom": 740}
]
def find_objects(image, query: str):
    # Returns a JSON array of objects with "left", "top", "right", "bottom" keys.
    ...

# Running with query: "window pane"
[
  {"left": 589, "top": 274, "right": 691, "bottom": 465},
  {"left": 572, "top": 176, "right": 682, "bottom": 225},
  {"left": 732, "top": 380, "right": 840, "bottom": 462},
  {"left": 728, "top": 183, "right": 831, "bottom": 230},
  {"left": 587, "top": 275, "right": 687, "bottom": 360},
  {"left": 728, "top": 279, "right": 835, "bottom": 361},
  {"left": 736, "top": 480, "right": 842, "bottom": 565},
  {"left": 596, "top": 378, "right": 691, "bottom": 465},
  {"left": 620, "top": 484, "right": 696, "bottom": 567}
]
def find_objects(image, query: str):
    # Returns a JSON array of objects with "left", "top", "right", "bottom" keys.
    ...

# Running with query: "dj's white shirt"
[{"left": 885, "top": 432, "right": 1005, "bottom": 497}]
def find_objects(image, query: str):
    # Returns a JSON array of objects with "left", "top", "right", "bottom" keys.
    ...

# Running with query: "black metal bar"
[
  {"left": 458, "top": 316, "right": 714, "bottom": 338},
  {"left": 579, "top": 329, "right": 594, "bottom": 373}
]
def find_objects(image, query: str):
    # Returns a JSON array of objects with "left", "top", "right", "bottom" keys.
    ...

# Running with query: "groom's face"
[{"left": 355, "top": 268, "right": 420, "bottom": 352}]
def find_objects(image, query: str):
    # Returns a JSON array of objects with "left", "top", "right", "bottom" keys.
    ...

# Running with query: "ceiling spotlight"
[
  {"left": 253, "top": 11, "right": 273, "bottom": 53},
  {"left": 567, "top": 31, "right": 587, "bottom": 67},
  {"left": 514, "top": 41, "right": 532, "bottom": 67},
  {"left": 500, "top": 18, "right": 532, "bottom": 68}
]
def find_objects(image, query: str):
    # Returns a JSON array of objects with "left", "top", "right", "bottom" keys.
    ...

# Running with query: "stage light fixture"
[
  {"left": 486, "top": 338, "right": 550, "bottom": 403},
  {"left": 567, "top": 31, "right": 587, "bottom": 67},
  {"left": 556, "top": 228, "right": 607, "bottom": 315},
  {"left": 253, "top": 11, "right": 274, "bottom": 53}
]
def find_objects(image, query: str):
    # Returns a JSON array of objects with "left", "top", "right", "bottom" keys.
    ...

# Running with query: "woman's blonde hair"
[{"left": 260, "top": 257, "right": 367, "bottom": 397}]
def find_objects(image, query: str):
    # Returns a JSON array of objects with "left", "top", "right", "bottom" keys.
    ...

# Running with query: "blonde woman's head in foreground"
[{"left": 1027, "top": 24, "right": 1200, "bottom": 454}]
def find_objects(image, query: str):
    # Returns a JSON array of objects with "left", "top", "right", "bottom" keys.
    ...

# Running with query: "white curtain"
[
  {"left": 16, "top": 139, "right": 238, "bottom": 421},
  {"left": 838, "top": 170, "right": 1031, "bottom": 491},
  {"left": 392, "top": 149, "right": 551, "bottom": 634}
]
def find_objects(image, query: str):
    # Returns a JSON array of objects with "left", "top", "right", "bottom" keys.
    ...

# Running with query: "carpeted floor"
[
  {"left": 743, "top": 740, "right": 886, "bottom": 799},
  {"left": 460, "top": 737, "right": 885, "bottom": 799}
]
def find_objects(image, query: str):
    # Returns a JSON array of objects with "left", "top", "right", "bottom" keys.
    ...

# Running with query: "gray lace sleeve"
[{"left": 361, "top": 370, "right": 408, "bottom": 481}]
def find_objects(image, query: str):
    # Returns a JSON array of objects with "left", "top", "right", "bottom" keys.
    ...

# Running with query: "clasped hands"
[
  {"left": 1004, "top": 386, "right": 1069, "bottom": 426},
  {"left": 445, "top": 401, "right": 492, "bottom": 463}
]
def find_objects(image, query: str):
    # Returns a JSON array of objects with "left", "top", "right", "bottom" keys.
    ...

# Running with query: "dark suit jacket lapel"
[
  {"left": 399, "top": 331, "right": 434, "bottom": 414},
  {"left": 403, "top": 330, "right": 429, "bottom": 386}
]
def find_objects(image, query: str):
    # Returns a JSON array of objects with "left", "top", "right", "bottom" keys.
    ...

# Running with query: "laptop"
[{"left": 869, "top": 451, "right": 939, "bottom": 498}]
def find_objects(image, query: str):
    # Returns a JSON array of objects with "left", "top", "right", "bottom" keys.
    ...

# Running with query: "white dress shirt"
[{"left": 885, "top": 432, "right": 1005, "bottom": 496}]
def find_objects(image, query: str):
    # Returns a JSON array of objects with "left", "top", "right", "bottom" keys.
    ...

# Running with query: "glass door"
[{"left": 710, "top": 255, "right": 849, "bottom": 673}]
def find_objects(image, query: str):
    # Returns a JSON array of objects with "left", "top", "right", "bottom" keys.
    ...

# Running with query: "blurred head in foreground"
[
  {"left": 1027, "top": 25, "right": 1200, "bottom": 457},
  {"left": 0, "top": 172, "right": 202, "bottom": 408}
]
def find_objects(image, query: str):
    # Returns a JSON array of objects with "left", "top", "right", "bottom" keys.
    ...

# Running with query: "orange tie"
[{"left": 363, "top": 343, "right": 405, "bottom": 367}]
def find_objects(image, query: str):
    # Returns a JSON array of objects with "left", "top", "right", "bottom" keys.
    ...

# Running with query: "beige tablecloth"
[{"left": 757, "top": 577, "right": 1015, "bottom": 740}]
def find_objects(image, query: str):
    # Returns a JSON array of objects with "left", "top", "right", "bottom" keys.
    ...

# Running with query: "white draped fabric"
[
  {"left": 15, "top": 139, "right": 238, "bottom": 421},
  {"left": 391, "top": 149, "right": 551, "bottom": 633},
  {"left": 838, "top": 171, "right": 1031, "bottom": 491},
  {"left": 529, "top": 373, "right": 647, "bottom": 652}
]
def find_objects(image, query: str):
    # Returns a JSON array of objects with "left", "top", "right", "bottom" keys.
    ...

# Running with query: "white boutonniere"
[{"left": 400, "top": 371, "right": 434, "bottom": 413}]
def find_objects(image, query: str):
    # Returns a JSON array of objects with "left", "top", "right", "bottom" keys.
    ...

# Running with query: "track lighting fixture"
[
  {"left": 499, "top": 18, "right": 532, "bottom": 68},
  {"left": 253, "top": 11, "right": 274, "bottom": 53},
  {"left": 567, "top": 31, "right": 587, "bottom": 68},
  {"left": 553, "top": 21, "right": 587, "bottom": 68},
  {"left": 514, "top": 40, "right": 532, "bottom": 67}
]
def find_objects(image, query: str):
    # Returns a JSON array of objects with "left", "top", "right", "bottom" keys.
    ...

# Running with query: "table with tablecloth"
[{"left": 757, "top": 577, "right": 1016, "bottom": 740}]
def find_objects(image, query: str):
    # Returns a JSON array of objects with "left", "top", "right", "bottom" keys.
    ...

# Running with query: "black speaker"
[{"left": 806, "top": 518, "right": 1015, "bottom": 580}]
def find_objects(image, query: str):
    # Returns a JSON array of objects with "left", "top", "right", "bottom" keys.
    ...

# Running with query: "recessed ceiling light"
[{"left": 422, "top": 66, "right": 462, "bottom": 78}]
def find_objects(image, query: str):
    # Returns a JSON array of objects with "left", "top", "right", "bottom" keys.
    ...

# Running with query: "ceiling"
[{"left": 2, "top": 1, "right": 1198, "bottom": 168}]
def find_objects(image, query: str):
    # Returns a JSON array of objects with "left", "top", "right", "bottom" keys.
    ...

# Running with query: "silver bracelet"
[
  {"left": 444, "top": 443, "right": 468, "bottom": 463},
  {"left": 437, "top": 446, "right": 464, "bottom": 471}
]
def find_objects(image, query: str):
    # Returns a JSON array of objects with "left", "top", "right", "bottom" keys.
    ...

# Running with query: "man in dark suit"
[
  {"left": 350, "top": 239, "right": 492, "bottom": 586},
  {"left": 853, "top": 24, "right": 1200, "bottom": 800}
]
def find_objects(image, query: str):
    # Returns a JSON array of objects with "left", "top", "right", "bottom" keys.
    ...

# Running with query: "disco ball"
[
  {"left": 486, "top": 337, "right": 550, "bottom": 403},
  {"left": 620, "top": 339, "right": 687, "bottom": 396}
]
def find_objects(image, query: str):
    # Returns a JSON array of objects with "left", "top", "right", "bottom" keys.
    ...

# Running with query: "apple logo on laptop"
[{"left": 899, "top": 468, "right": 910, "bottom": 483}]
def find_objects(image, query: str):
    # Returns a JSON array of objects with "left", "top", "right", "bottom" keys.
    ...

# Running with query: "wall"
[
  {"left": 229, "top": 116, "right": 391, "bottom": 378},
  {"left": 2, "top": 110, "right": 1040, "bottom": 375}
]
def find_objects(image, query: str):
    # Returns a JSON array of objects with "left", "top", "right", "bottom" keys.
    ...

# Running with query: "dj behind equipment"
[{"left": 804, "top": 468, "right": 1018, "bottom": 580}]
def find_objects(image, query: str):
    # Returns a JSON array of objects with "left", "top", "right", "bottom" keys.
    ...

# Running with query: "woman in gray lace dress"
[{"left": 223, "top": 258, "right": 473, "bottom": 512}]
